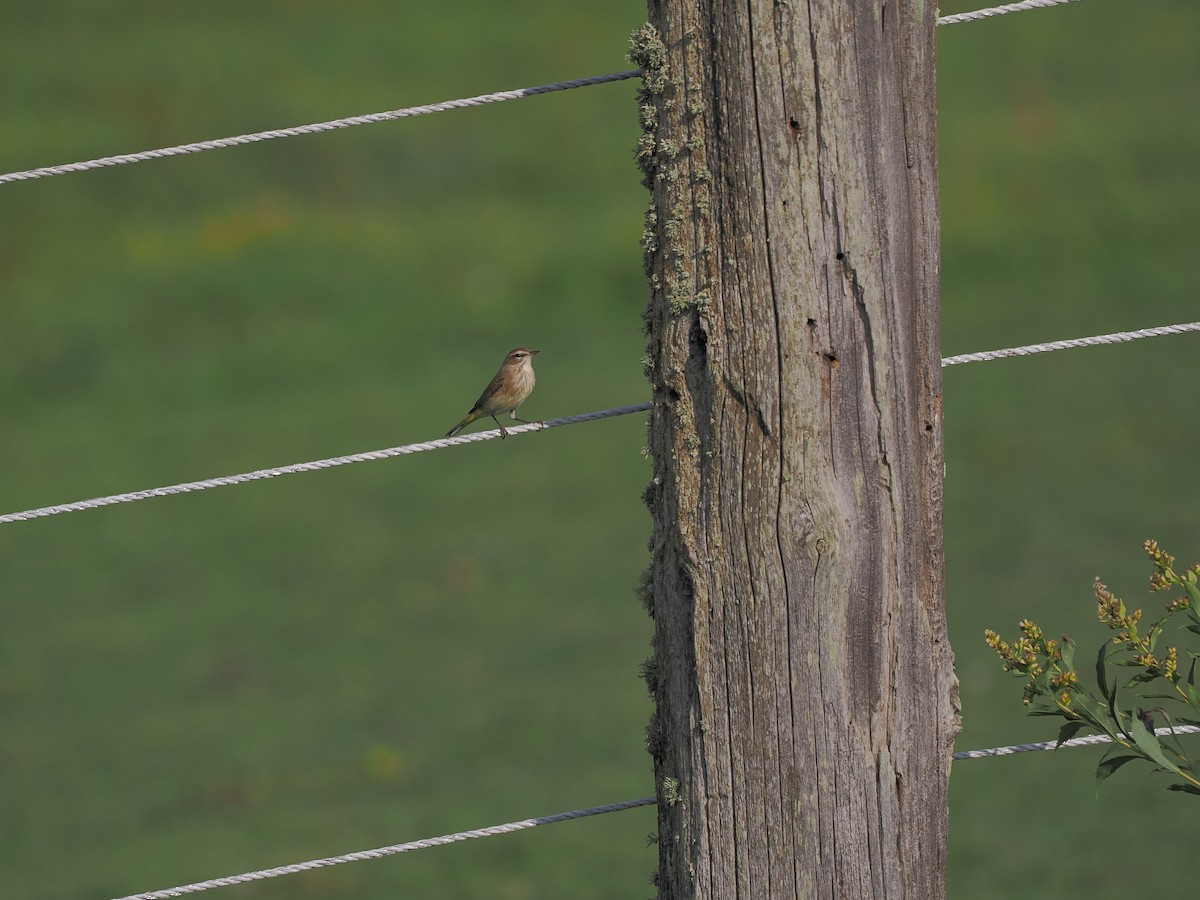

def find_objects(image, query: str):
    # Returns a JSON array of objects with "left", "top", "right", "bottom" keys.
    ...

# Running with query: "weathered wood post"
[{"left": 633, "top": 1, "right": 959, "bottom": 896}]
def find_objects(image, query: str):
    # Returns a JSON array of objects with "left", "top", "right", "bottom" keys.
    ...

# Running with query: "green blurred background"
[{"left": 1, "top": 1, "right": 1196, "bottom": 897}]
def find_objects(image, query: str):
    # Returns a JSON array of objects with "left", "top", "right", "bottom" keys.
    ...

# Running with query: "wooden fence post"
[{"left": 634, "top": 2, "right": 959, "bottom": 896}]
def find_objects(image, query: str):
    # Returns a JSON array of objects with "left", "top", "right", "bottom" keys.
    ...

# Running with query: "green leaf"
[
  {"left": 1068, "top": 691, "right": 1106, "bottom": 715},
  {"left": 1180, "top": 683, "right": 1200, "bottom": 708},
  {"left": 1148, "top": 623, "right": 1164, "bottom": 652},
  {"left": 1124, "top": 672, "right": 1159, "bottom": 688},
  {"left": 1183, "top": 579, "right": 1200, "bottom": 607},
  {"left": 1060, "top": 640, "right": 1076, "bottom": 671},
  {"left": 1056, "top": 721, "right": 1087, "bottom": 747},
  {"left": 1097, "top": 640, "right": 1117, "bottom": 710},
  {"left": 1096, "top": 641, "right": 1110, "bottom": 693},
  {"left": 1159, "top": 727, "right": 1193, "bottom": 760},
  {"left": 1129, "top": 714, "right": 1185, "bottom": 777},
  {"left": 1167, "top": 782, "right": 1200, "bottom": 795},
  {"left": 1069, "top": 705, "right": 1121, "bottom": 744},
  {"left": 1183, "top": 597, "right": 1200, "bottom": 627},
  {"left": 1095, "top": 754, "right": 1140, "bottom": 788},
  {"left": 1184, "top": 623, "right": 1200, "bottom": 637}
]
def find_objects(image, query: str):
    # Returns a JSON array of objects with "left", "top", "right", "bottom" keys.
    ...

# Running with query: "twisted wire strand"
[
  {"left": 0, "top": 0, "right": 1087, "bottom": 186},
  {"left": 952, "top": 723, "right": 1200, "bottom": 760},
  {"left": 111, "top": 797, "right": 656, "bottom": 900},
  {"left": 4, "top": 319, "right": 1198, "bottom": 526},
  {"left": 940, "top": 321, "right": 1200, "bottom": 366},
  {"left": 112, "top": 724, "right": 1198, "bottom": 899},
  {"left": 0, "top": 71, "right": 641, "bottom": 185},
  {"left": 0, "top": 404, "right": 651, "bottom": 525},
  {"left": 937, "top": 0, "right": 1082, "bottom": 26}
]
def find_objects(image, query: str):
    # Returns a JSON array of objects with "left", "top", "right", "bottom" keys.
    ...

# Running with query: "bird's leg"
[
  {"left": 492, "top": 415, "right": 508, "bottom": 439},
  {"left": 510, "top": 412, "right": 545, "bottom": 430}
]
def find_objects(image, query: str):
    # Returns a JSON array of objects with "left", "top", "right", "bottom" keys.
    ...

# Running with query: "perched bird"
[{"left": 446, "top": 348, "right": 541, "bottom": 439}]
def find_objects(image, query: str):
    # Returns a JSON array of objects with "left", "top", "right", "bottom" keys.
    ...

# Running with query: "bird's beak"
[{"left": 531, "top": 349, "right": 541, "bottom": 355}]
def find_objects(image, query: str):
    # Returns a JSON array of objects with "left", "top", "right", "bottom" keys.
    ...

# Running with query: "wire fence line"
[
  {"left": 0, "top": 405, "right": 651, "bottom": 525},
  {"left": 3, "top": 320, "right": 1196, "bottom": 527},
  {"left": 0, "top": 71, "right": 641, "bottom": 186},
  {"left": 112, "top": 723, "right": 1197, "bottom": 900},
  {"left": 952, "top": 724, "right": 1200, "bottom": 760},
  {"left": 0, "top": 0, "right": 1084, "bottom": 186},
  {"left": 940, "top": 321, "right": 1200, "bottom": 367},
  {"left": 937, "top": 0, "right": 1081, "bottom": 27},
  {"left": 111, "top": 797, "right": 658, "bottom": 900}
]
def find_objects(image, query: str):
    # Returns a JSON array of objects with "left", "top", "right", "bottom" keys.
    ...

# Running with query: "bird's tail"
[{"left": 446, "top": 412, "right": 477, "bottom": 438}]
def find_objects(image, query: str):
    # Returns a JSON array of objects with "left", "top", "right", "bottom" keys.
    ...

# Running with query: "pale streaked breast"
[{"left": 511, "top": 364, "right": 536, "bottom": 407}]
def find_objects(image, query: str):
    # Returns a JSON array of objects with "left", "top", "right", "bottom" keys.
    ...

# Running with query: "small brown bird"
[{"left": 446, "top": 348, "right": 541, "bottom": 439}]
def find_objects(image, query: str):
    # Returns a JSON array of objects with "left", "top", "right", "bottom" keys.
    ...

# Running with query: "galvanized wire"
[
  {"left": 5, "top": 318, "right": 1199, "bottom": 526},
  {"left": 0, "top": 1, "right": 1090, "bottom": 186},
  {"left": 0, "top": 71, "right": 641, "bottom": 185},
  {"left": 111, "top": 797, "right": 656, "bottom": 900},
  {"left": 0, "top": 404, "right": 651, "bottom": 525},
  {"left": 940, "top": 321, "right": 1200, "bottom": 367},
  {"left": 952, "top": 723, "right": 1200, "bottom": 760},
  {"left": 111, "top": 723, "right": 1199, "bottom": 899},
  {"left": 938, "top": 0, "right": 1082, "bottom": 27}
]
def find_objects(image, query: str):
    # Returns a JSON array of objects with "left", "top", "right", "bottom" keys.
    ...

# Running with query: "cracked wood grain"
[{"left": 637, "top": 2, "right": 959, "bottom": 897}]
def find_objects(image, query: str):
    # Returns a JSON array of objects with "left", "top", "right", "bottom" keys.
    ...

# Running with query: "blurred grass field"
[{"left": 1, "top": 1, "right": 1197, "bottom": 898}]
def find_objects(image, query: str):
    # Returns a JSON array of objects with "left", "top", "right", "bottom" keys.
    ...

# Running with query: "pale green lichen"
[
  {"left": 663, "top": 204, "right": 686, "bottom": 240},
  {"left": 667, "top": 280, "right": 693, "bottom": 316},
  {"left": 661, "top": 775, "right": 681, "bottom": 806},
  {"left": 628, "top": 24, "right": 668, "bottom": 95},
  {"left": 638, "top": 103, "right": 656, "bottom": 131}
]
